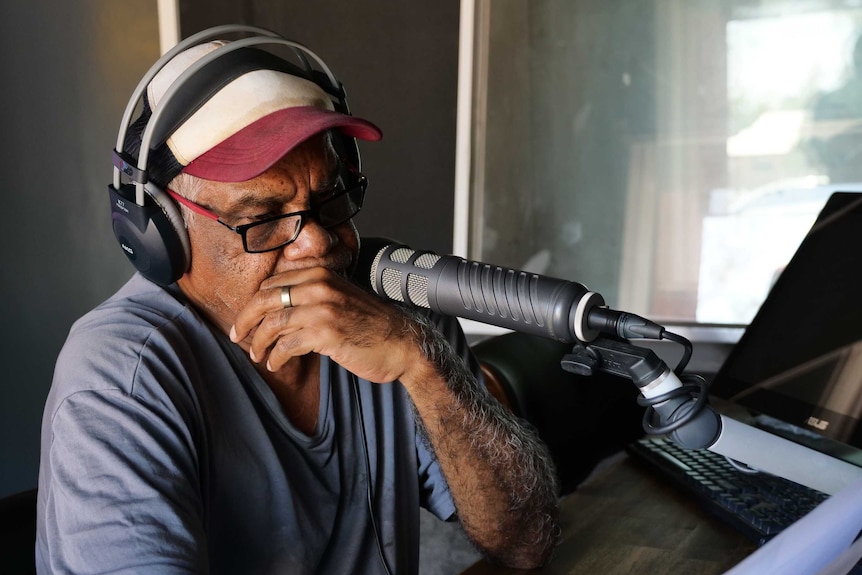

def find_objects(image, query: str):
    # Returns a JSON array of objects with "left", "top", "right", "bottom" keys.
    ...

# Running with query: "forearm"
[{"left": 401, "top": 314, "right": 561, "bottom": 569}]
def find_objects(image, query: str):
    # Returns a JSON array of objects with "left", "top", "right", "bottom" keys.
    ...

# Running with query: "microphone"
[
  {"left": 355, "top": 240, "right": 862, "bottom": 496},
  {"left": 356, "top": 238, "right": 666, "bottom": 343}
]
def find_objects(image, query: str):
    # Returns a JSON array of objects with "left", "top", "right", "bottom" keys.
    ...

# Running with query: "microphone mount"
[
  {"left": 559, "top": 334, "right": 862, "bottom": 495},
  {"left": 562, "top": 336, "right": 721, "bottom": 449}
]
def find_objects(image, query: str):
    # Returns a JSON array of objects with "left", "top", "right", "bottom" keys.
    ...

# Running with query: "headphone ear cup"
[{"left": 108, "top": 183, "right": 191, "bottom": 285}]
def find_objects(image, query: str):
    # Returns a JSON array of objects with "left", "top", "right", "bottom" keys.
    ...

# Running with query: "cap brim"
[{"left": 182, "top": 106, "right": 382, "bottom": 182}]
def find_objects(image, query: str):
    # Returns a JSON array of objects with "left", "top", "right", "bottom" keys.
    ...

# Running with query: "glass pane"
[{"left": 470, "top": 0, "right": 862, "bottom": 325}]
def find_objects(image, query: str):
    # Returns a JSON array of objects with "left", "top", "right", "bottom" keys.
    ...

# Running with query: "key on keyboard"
[{"left": 627, "top": 435, "right": 829, "bottom": 545}]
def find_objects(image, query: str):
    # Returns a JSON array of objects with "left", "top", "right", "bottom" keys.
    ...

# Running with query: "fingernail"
[
  {"left": 266, "top": 360, "right": 275, "bottom": 372},
  {"left": 250, "top": 348, "right": 259, "bottom": 363},
  {"left": 229, "top": 325, "right": 238, "bottom": 342}
]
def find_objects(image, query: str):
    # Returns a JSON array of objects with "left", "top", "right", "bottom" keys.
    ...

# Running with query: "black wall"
[
  {"left": 0, "top": 0, "right": 162, "bottom": 497},
  {"left": 0, "top": 1, "right": 460, "bottom": 497},
  {"left": 179, "top": 0, "right": 461, "bottom": 255}
]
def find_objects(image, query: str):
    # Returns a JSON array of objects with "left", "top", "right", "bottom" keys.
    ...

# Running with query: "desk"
[{"left": 462, "top": 453, "right": 757, "bottom": 574}]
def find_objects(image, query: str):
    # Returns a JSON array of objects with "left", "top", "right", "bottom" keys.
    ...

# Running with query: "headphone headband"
[
  {"left": 114, "top": 26, "right": 348, "bottom": 205},
  {"left": 112, "top": 25, "right": 281, "bottom": 189}
]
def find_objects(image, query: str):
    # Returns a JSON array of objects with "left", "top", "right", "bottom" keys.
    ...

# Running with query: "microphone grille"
[
  {"left": 406, "top": 274, "right": 430, "bottom": 308},
  {"left": 369, "top": 244, "right": 413, "bottom": 296},
  {"left": 369, "top": 249, "right": 386, "bottom": 294},
  {"left": 380, "top": 268, "right": 404, "bottom": 302},
  {"left": 414, "top": 252, "right": 441, "bottom": 269},
  {"left": 390, "top": 247, "right": 414, "bottom": 264},
  {"left": 368, "top": 243, "right": 438, "bottom": 308}
]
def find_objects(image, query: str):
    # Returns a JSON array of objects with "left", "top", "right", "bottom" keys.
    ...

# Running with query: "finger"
[
  {"left": 254, "top": 300, "right": 354, "bottom": 371},
  {"left": 264, "top": 323, "right": 319, "bottom": 372},
  {"left": 229, "top": 285, "right": 284, "bottom": 343},
  {"left": 262, "top": 308, "right": 362, "bottom": 373},
  {"left": 231, "top": 268, "right": 331, "bottom": 343},
  {"left": 262, "top": 295, "right": 419, "bottom": 382},
  {"left": 246, "top": 303, "right": 307, "bottom": 365},
  {"left": 247, "top": 284, "right": 342, "bottom": 364}
]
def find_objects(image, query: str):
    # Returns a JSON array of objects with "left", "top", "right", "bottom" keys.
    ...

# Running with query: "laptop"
[
  {"left": 708, "top": 191, "right": 862, "bottom": 467},
  {"left": 628, "top": 191, "right": 862, "bottom": 553}
]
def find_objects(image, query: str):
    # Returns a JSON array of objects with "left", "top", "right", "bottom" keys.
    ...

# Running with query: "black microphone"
[{"left": 356, "top": 238, "right": 665, "bottom": 343}]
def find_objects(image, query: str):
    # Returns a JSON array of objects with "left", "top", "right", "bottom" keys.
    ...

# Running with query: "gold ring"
[{"left": 280, "top": 285, "right": 292, "bottom": 309}]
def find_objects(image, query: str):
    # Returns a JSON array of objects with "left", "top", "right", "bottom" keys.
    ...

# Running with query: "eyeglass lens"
[{"left": 244, "top": 186, "right": 364, "bottom": 252}]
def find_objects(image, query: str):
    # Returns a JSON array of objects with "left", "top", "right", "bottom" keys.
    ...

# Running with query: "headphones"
[{"left": 109, "top": 25, "right": 362, "bottom": 286}]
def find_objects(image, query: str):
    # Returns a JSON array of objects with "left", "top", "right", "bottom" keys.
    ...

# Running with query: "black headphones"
[{"left": 108, "top": 25, "right": 361, "bottom": 286}]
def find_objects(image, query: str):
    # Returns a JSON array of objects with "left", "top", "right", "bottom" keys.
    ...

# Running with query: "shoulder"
[
  {"left": 71, "top": 274, "right": 190, "bottom": 337},
  {"left": 51, "top": 274, "right": 211, "bottom": 401}
]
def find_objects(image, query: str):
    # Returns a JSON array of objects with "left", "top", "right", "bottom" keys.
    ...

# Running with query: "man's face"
[{"left": 176, "top": 135, "right": 360, "bottom": 334}]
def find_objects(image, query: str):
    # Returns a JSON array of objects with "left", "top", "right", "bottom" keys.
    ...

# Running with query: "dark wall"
[
  {"left": 0, "top": 1, "right": 461, "bottom": 497},
  {"left": 180, "top": 0, "right": 462, "bottom": 255},
  {"left": 0, "top": 0, "right": 161, "bottom": 497}
]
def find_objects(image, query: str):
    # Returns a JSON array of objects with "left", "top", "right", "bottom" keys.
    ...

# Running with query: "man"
[{"left": 36, "top": 31, "right": 560, "bottom": 574}]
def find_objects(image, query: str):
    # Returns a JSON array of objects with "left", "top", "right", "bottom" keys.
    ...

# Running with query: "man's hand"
[
  {"left": 229, "top": 267, "right": 421, "bottom": 384},
  {"left": 231, "top": 266, "right": 561, "bottom": 569}
]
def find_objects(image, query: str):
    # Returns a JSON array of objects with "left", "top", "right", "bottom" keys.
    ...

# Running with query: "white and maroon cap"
[{"left": 141, "top": 40, "right": 382, "bottom": 184}]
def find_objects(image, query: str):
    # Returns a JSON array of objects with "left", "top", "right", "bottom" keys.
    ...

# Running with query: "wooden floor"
[{"left": 461, "top": 453, "right": 756, "bottom": 574}]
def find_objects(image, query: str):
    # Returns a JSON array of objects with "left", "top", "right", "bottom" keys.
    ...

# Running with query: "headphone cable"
[{"left": 351, "top": 374, "right": 395, "bottom": 575}]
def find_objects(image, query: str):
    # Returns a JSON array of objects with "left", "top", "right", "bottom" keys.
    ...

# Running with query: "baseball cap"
[{"left": 128, "top": 40, "right": 382, "bottom": 187}]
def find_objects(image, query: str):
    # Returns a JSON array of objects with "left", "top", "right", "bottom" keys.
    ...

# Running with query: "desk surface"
[{"left": 462, "top": 453, "right": 757, "bottom": 574}]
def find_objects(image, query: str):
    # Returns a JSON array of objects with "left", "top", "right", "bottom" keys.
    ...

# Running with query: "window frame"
[{"left": 452, "top": 0, "right": 748, "bottom": 343}]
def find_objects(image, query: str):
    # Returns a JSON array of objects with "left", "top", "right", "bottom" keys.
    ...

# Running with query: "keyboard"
[{"left": 626, "top": 435, "right": 829, "bottom": 545}]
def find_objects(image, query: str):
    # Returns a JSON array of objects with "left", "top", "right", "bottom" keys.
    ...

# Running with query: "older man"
[{"left": 36, "top": 29, "right": 559, "bottom": 574}]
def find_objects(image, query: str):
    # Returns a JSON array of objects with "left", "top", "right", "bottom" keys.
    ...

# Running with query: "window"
[{"left": 455, "top": 0, "right": 862, "bottom": 336}]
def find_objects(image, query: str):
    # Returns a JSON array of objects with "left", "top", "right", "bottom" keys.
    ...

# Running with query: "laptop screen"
[{"left": 708, "top": 192, "right": 862, "bottom": 464}]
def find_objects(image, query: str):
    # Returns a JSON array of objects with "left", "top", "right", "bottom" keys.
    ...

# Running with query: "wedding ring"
[{"left": 280, "top": 285, "right": 293, "bottom": 309}]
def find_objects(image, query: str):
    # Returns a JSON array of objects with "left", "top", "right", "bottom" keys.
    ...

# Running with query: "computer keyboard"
[{"left": 626, "top": 435, "right": 829, "bottom": 545}]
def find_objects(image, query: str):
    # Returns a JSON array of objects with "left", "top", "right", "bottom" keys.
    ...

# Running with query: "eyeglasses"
[{"left": 166, "top": 173, "right": 367, "bottom": 253}]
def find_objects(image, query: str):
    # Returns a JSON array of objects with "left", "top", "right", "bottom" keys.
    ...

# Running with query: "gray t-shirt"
[{"left": 37, "top": 274, "right": 464, "bottom": 574}]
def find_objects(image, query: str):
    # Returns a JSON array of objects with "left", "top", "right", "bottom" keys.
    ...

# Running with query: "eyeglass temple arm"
[{"left": 165, "top": 188, "right": 220, "bottom": 221}]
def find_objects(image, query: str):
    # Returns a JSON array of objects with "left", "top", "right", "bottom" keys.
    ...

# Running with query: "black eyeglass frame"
[{"left": 166, "top": 173, "right": 367, "bottom": 253}]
